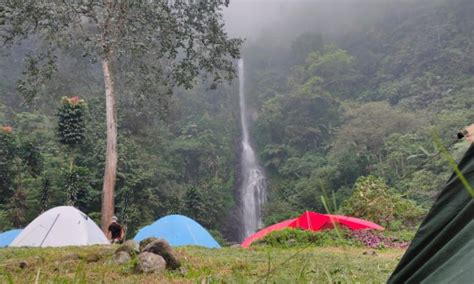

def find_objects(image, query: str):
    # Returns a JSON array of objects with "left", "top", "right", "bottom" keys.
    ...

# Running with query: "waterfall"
[{"left": 238, "top": 58, "right": 267, "bottom": 240}]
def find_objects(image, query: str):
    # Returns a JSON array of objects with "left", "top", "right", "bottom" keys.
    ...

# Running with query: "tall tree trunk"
[{"left": 100, "top": 54, "right": 118, "bottom": 233}]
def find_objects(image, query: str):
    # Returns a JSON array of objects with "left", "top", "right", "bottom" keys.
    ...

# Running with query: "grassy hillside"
[{"left": 0, "top": 246, "right": 404, "bottom": 283}]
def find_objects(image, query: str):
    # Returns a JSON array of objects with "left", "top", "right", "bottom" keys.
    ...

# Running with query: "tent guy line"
[{"left": 40, "top": 213, "right": 60, "bottom": 247}]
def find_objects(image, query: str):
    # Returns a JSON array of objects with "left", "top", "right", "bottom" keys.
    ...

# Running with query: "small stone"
[
  {"left": 143, "top": 239, "right": 181, "bottom": 270},
  {"left": 363, "top": 250, "right": 378, "bottom": 256},
  {"left": 114, "top": 251, "right": 131, "bottom": 264},
  {"left": 139, "top": 237, "right": 158, "bottom": 252},
  {"left": 62, "top": 253, "right": 80, "bottom": 261},
  {"left": 179, "top": 266, "right": 188, "bottom": 276},
  {"left": 136, "top": 252, "right": 166, "bottom": 273},
  {"left": 19, "top": 261, "right": 28, "bottom": 269}
]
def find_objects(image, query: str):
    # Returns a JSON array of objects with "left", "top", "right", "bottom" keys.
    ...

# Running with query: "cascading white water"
[{"left": 238, "top": 58, "right": 267, "bottom": 240}]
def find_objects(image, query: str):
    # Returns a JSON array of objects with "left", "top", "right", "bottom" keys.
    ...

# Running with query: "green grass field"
[{"left": 0, "top": 245, "right": 404, "bottom": 283}]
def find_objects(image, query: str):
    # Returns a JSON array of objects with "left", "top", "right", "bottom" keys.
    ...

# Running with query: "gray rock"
[
  {"left": 178, "top": 266, "right": 188, "bottom": 276},
  {"left": 139, "top": 237, "right": 158, "bottom": 252},
  {"left": 19, "top": 261, "right": 28, "bottom": 269},
  {"left": 85, "top": 252, "right": 102, "bottom": 263},
  {"left": 116, "top": 240, "right": 139, "bottom": 256},
  {"left": 136, "top": 252, "right": 166, "bottom": 273},
  {"left": 363, "top": 250, "right": 378, "bottom": 256},
  {"left": 143, "top": 239, "right": 181, "bottom": 270},
  {"left": 114, "top": 251, "right": 132, "bottom": 264}
]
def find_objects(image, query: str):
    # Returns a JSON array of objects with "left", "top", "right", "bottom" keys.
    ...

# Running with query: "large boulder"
[
  {"left": 139, "top": 237, "right": 158, "bottom": 252},
  {"left": 116, "top": 240, "right": 139, "bottom": 256},
  {"left": 136, "top": 252, "right": 166, "bottom": 274},
  {"left": 143, "top": 239, "right": 181, "bottom": 270}
]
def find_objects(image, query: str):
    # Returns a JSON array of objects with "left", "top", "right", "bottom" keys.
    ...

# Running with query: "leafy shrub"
[
  {"left": 341, "top": 175, "right": 425, "bottom": 230},
  {"left": 254, "top": 228, "right": 359, "bottom": 248},
  {"left": 254, "top": 228, "right": 413, "bottom": 249},
  {"left": 57, "top": 96, "right": 86, "bottom": 146},
  {"left": 0, "top": 129, "right": 16, "bottom": 200},
  {"left": 208, "top": 229, "right": 226, "bottom": 246}
]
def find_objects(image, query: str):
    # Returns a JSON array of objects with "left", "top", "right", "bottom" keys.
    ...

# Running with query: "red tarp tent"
[
  {"left": 241, "top": 211, "right": 384, "bottom": 248},
  {"left": 241, "top": 218, "right": 297, "bottom": 248}
]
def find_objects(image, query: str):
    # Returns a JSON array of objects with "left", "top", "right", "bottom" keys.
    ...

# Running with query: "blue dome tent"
[
  {"left": 134, "top": 215, "right": 221, "bottom": 248},
  {"left": 0, "top": 229, "right": 22, "bottom": 247}
]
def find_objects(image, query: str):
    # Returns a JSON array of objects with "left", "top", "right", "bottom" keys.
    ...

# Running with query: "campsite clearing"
[{"left": 0, "top": 245, "right": 404, "bottom": 283}]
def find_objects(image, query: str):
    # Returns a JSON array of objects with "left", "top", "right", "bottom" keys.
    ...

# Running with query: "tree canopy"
[
  {"left": 1, "top": 0, "right": 241, "bottom": 231},
  {"left": 0, "top": 0, "right": 473, "bottom": 242}
]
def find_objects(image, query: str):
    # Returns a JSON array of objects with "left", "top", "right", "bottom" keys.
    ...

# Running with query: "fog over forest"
[{"left": 223, "top": 0, "right": 439, "bottom": 43}]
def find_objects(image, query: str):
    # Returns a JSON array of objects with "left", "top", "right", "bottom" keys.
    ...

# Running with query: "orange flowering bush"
[{"left": 0, "top": 126, "right": 13, "bottom": 133}]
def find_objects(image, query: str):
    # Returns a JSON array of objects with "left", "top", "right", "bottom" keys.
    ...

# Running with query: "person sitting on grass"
[{"left": 107, "top": 216, "right": 125, "bottom": 244}]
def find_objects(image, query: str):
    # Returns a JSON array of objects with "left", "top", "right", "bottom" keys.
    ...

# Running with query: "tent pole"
[{"left": 40, "top": 213, "right": 60, "bottom": 247}]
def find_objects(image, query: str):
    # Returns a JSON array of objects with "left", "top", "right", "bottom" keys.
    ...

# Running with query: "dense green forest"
[{"left": 1, "top": 0, "right": 473, "bottom": 242}]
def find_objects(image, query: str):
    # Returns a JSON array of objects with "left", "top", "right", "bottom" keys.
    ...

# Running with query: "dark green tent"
[{"left": 388, "top": 145, "right": 474, "bottom": 283}]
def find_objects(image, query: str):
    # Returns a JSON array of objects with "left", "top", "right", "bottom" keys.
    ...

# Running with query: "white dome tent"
[{"left": 10, "top": 206, "right": 109, "bottom": 247}]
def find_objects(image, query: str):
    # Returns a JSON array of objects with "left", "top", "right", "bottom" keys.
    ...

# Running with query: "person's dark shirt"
[{"left": 108, "top": 222, "right": 122, "bottom": 239}]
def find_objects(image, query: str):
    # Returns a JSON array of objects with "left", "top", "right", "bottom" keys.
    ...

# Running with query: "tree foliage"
[
  {"left": 0, "top": 0, "right": 473, "bottom": 241},
  {"left": 249, "top": 0, "right": 473, "bottom": 228},
  {"left": 341, "top": 176, "right": 424, "bottom": 230},
  {"left": 0, "top": 1, "right": 242, "bottom": 90},
  {"left": 0, "top": 0, "right": 242, "bottom": 230},
  {"left": 57, "top": 96, "right": 86, "bottom": 146}
]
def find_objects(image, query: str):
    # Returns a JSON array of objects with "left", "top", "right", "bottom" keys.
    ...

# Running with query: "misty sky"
[{"left": 223, "top": 0, "right": 424, "bottom": 46}]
